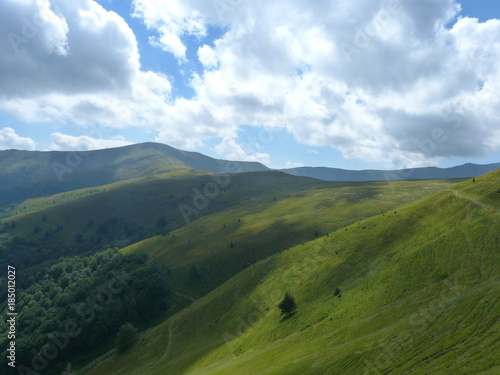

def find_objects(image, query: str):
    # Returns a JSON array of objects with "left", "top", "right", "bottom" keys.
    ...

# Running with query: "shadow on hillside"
[{"left": 280, "top": 311, "right": 296, "bottom": 323}]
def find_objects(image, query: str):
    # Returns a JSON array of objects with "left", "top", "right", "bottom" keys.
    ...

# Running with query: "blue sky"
[{"left": 0, "top": 0, "right": 499, "bottom": 170}]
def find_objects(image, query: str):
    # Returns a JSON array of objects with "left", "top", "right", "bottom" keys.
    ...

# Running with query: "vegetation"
[
  {"left": 278, "top": 293, "right": 297, "bottom": 317},
  {"left": 0, "top": 249, "right": 170, "bottom": 374},
  {"left": 116, "top": 323, "right": 138, "bottom": 354},
  {"left": 120, "top": 178, "right": 462, "bottom": 298},
  {"left": 0, "top": 144, "right": 497, "bottom": 374},
  {"left": 83, "top": 169, "right": 500, "bottom": 375}
]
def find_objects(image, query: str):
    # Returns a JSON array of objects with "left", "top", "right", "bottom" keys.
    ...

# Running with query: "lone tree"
[
  {"left": 278, "top": 292, "right": 297, "bottom": 316},
  {"left": 116, "top": 322, "right": 138, "bottom": 354}
]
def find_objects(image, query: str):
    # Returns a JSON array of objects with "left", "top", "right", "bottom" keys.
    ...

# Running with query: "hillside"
[
  {"left": 0, "top": 168, "right": 459, "bottom": 287},
  {"left": 0, "top": 170, "right": 326, "bottom": 270},
  {"left": 84, "top": 169, "right": 500, "bottom": 375},
  {"left": 282, "top": 162, "right": 500, "bottom": 182},
  {"left": 0, "top": 171, "right": 464, "bottom": 374},
  {"left": 121, "top": 179, "right": 465, "bottom": 298},
  {"left": 0, "top": 142, "right": 268, "bottom": 207}
]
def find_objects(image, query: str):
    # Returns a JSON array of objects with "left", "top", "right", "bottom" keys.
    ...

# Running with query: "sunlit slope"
[
  {"left": 0, "top": 168, "right": 197, "bottom": 219},
  {"left": 85, "top": 170, "right": 499, "bottom": 375},
  {"left": 2, "top": 171, "right": 329, "bottom": 241},
  {"left": 0, "top": 142, "right": 269, "bottom": 207},
  {"left": 122, "top": 179, "right": 464, "bottom": 297}
]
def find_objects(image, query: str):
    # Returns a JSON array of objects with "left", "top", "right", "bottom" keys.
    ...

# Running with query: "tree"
[
  {"left": 278, "top": 292, "right": 297, "bottom": 316},
  {"left": 115, "top": 322, "right": 138, "bottom": 354}
]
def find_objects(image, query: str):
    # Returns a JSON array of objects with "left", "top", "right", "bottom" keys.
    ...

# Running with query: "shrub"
[
  {"left": 278, "top": 292, "right": 297, "bottom": 316},
  {"left": 116, "top": 323, "right": 138, "bottom": 354}
]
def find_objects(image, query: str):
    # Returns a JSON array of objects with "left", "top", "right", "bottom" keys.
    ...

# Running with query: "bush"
[
  {"left": 278, "top": 292, "right": 297, "bottom": 316},
  {"left": 116, "top": 323, "right": 138, "bottom": 354}
]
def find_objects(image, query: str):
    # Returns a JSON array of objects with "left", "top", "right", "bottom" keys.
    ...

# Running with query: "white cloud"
[
  {"left": 0, "top": 0, "right": 140, "bottom": 98},
  {"left": 50, "top": 132, "right": 132, "bottom": 151},
  {"left": 1, "top": 0, "right": 500, "bottom": 167},
  {"left": 130, "top": 0, "right": 500, "bottom": 166},
  {"left": 285, "top": 161, "right": 305, "bottom": 168},
  {"left": 215, "top": 137, "right": 270, "bottom": 164},
  {"left": 132, "top": 0, "right": 207, "bottom": 60},
  {"left": 0, "top": 127, "right": 36, "bottom": 150},
  {"left": 198, "top": 44, "right": 219, "bottom": 69}
]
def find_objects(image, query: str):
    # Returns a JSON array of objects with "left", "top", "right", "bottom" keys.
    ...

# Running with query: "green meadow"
[{"left": 81, "top": 170, "right": 499, "bottom": 374}]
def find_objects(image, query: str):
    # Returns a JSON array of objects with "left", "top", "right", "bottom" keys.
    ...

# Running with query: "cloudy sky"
[{"left": 0, "top": 0, "right": 499, "bottom": 170}]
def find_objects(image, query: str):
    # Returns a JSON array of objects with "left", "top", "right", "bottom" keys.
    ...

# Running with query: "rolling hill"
[
  {"left": 0, "top": 142, "right": 497, "bottom": 374},
  {"left": 83, "top": 169, "right": 500, "bottom": 375},
  {"left": 0, "top": 142, "right": 268, "bottom": 207},
  {"left": 282, "top": 162, "right": 500, "bottom": 182},
  {"left": 0, "top": 166, "right": 460, "bottom": 290},
  {"left": 2, "top": 141, "right": 496, "bottom": 210}
]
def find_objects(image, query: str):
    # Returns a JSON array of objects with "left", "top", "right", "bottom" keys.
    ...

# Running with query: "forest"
[{"left": 0, "top": 249, "right": 170, "bottom": 374}]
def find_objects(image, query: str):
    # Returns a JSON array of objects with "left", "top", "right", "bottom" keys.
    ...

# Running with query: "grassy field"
[
  {"left": 83, "top": 169, "right": 499, "bottom": 375},
  {"left": 121, "top": 178, "right": 465, "bottom": 297},
  {"left": 1, "top": 170, "right": 460, "bottom": 260}
]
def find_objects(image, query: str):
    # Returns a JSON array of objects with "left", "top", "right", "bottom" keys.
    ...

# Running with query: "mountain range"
[
  {"left": 0, "top": 142, "right": 498, "bottom": 374},
  {"left": 1, "top": 142, "right": 498, "bottom": 207}
]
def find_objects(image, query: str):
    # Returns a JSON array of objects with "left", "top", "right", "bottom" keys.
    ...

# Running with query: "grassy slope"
[
  {"left": 0, "top": 147, "right": 189, "bottom": 208},
  {"left": 0, "top": 168, "right": 198, "bottom": 220},
  {"left": 122, "top": 179, "right": 464, "bottom": 297},
  {"left": 0, "top": 142, "right": 268, "bottom": 208},
  {"left": 84, "top": 170, "right": 499, "bottom": 375},
  {"left": 1, "top": 171, "right": 457, "bottom": 252}
]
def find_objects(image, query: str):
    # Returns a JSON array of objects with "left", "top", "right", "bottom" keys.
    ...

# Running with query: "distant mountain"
[
  {"left": 281, "top": 162, "right": 500, "bottom": 181},
  {"left": 0, "top": 142, "right": 268, "bottom": 206},
  {"left": 2, "top": 141, "right": 498, "bottom": 207}
]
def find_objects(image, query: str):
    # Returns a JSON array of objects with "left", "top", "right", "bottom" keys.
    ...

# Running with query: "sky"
[{"left": 0, "top": 0, "right": 500, "bottom": 170}]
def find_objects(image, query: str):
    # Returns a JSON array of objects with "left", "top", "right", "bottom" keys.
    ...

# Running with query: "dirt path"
[
  {"left": 451, "top": 190, "right": 493, "bottom": 212},
  {"left": 137, "top": 291, "right": 196, "bottom": 375}
]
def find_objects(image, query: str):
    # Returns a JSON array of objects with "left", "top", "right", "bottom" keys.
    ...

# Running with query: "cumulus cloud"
[
  {"left": 0, "top": 0, "right": 140, "bottom": 98},
  {"left": 285, "top": 161, "right": 305, "bottom": 168},
  {"left": 132, "top": 0, "right": 207, "bottom": 60},
  {"left": 0, "top": 0, "right": 177, "bottom": 139},
  {"left": 215, "top": 137, "right": 270, "bottom": 164},
  {"left": 1, "top": 0, "right": 500, "bottom": 166},
  {"left": 129, "top": 0, "right": 500, "bottom": 166},
  {"left": 198, "top": 44, "right": 219, "bottom": 69},
  {"left": 50, "top": 132, "right": 132, "bottom": 151},
  {"left": 0, "top": 127, "right": 36, "bottom": 150}
]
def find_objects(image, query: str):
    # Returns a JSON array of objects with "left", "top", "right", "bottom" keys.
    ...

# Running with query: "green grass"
[
  {"left": 121, "top": 178, "right": 464, "bottom": 298},
  {"left": 0, "top": 145, "right": 191, "bottom": 207},
  {"left": 83, "top": 169, "right": 500, "bottom": 375},
  {"left": 1, "top": 171, "right": 459, "bottom": 261},
  {"left": 0, "top": 168, "right": 199, "bottom": 220}
]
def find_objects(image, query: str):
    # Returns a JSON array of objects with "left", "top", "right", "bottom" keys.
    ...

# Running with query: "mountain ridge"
[
  {"left": 0, "top": 142, "right": 269, "bottom": 206},
  {"left": 1, "top": 141, "right": 498, "bottom": 206},
  {"left": 281, "top": 162, "right": 500, "bottom": 181}
]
